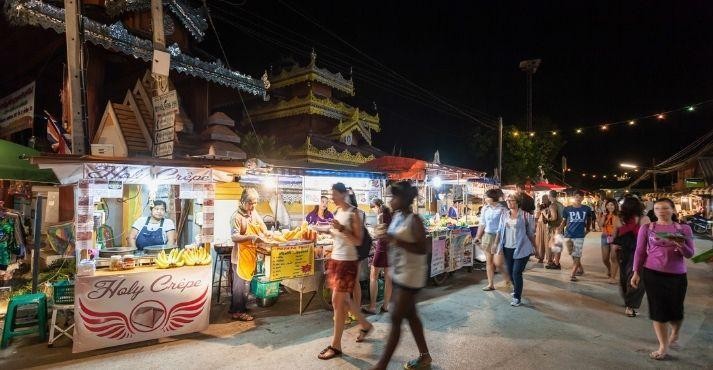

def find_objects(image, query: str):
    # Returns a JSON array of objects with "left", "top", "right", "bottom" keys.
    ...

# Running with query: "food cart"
[
  {"left": 32, "top": 155, "right": 240, "bottom": 353},
  {"left": 219, "top": 161, "right": 386, "bottom": 313}
]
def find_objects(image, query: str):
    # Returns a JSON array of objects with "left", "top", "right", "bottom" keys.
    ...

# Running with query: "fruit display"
[
  {"left": 155, "top": 249, "right": 184, "bottom": 269},
  {"left": 181, "top": 248, "right": 212, "bottom": 266},
  {"left": 154, "top": 248, "right": 212, "bottom": 269},
  {"left": 268, "top": 221, "right": 317, "bottom": 243}
]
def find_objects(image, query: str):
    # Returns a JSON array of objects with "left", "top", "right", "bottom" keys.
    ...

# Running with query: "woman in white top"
[
  {"left": 373, "top": 181, "right": 431, "bottom": 370},
  {"left": 318, "top": 183, "right": 373, "bottom": 361}
]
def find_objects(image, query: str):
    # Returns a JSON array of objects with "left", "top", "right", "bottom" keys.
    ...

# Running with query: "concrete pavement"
[{"left": 1, "top": 232, "right": 711, "bottom": 369}]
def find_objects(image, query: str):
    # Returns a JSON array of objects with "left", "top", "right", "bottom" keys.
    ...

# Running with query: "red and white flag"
[{"left": 45, "top": 110, "right": 71, "bottom": 154}]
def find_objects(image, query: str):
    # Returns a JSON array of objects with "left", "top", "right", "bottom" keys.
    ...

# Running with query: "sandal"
[
  {"left": 404, "top": 354, "right": 432, "bottom": 369},
  {"left": 318, "top": 346, "right": 342, "bottom": 360},
  {"left": 649, "top": 351, "right": 668, "bottom": 361},
  {"left": 231, "top": 312, "right": 254, "bottom": 321},
  {"left": 482, "top": 286, "right": 495, "bottom": 291},
  {"left": 625, "top": 308, "right": 637, "bottom": 317},
  {"left": 380, "top": 306, "right": 389, "bottom": 314},
  {"left": 356, "top": 324, "right": 374, "bottom": 342},
  {"left": 570, "top": 276, "right": 578, "bottom": 282},
  {"left": 362, "top": 307, "right": 377, "bottom": 315},
  {"left": 669, "top": 340, "right": 681, "bottom": 350}
]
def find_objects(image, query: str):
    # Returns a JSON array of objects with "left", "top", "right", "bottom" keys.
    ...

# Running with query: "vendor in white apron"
[{"left": 128, "top": 200, "right": 177, "bottom": 251}]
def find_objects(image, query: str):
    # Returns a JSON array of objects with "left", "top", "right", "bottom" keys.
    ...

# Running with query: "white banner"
[
  {"left": 84, "top": 164, "right": 151, "bottom": 183},
  {"left": 0, "top": 81, "right": 35, "bottom": 129},
  {"left": 73, "top": 266, "right": 212, "bottom": 353},
  {"left": 155, "top": 167, "right": 212, "bottom": 184}
]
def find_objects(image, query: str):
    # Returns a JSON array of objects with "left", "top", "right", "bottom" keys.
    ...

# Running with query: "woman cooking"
[
  {"left": 306, "top": 196, "right": 334, "bottom": 224},
  {"left": 128, "top": 200, "right": 176, "bottom": 251}
]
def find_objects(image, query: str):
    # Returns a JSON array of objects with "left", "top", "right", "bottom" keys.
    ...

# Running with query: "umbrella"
[{"left": 0, "top": 139, "right": 58, "bottom": 183}]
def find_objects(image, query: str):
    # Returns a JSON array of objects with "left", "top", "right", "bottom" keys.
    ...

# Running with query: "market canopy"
[
  {"left": 0, "top": 139, "right": 58, "bottom": 183},
  {"left": 361, "top": 156, "right": 427, "bottom": 180},
  {"left": 533, "top": 181, "right": 567, "bottom": 191}
]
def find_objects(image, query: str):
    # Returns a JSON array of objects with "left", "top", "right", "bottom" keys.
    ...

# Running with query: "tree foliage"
[
  {"left": 241, "top": 131, "right": 293, "bottom": 159},
  {"left": 469, "top": 121, "right": 565, "bottom": 184}
]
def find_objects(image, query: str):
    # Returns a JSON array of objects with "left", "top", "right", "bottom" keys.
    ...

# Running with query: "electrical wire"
[
  {"left": 202, "top": 0, "right": 266, "bottom": 158},
  {"left": 209, "top": 9, "right": 497, "bottom": 130},
  {"left": 208, "top": 2, "right": 497, "bottom": 129}
]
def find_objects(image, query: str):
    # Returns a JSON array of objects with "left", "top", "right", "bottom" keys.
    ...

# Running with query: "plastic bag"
[{"left": 550, "top": 233, "right": 564, "bottom": 254}]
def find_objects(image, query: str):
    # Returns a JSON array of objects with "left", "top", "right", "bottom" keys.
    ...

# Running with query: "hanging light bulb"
[
  {"left": 656, "top": 113, "right": 665, "bottom": 120},
  {"left": 576, "top": 128, "right": 583, "bottom": 134},
  {"left": 603, "top": 175, "right": 607, "bottom": 179},
  {"left": 551, "top": 131, "right": 557, "bottom": 136},
  {"left": 628, "top": 120, "right": 636, "bottom": 125},
  {"left": 529, "top": 132, "right": 535, "bottom": 137},
  {"left": 600, "top": 124, "right": 608, "bottom": 131},
  {"left": 687, "top": 106, "right": 695, "bottom": 112},
  {"left": 513, "top": 131, "right": 520, "bottom": 137}
]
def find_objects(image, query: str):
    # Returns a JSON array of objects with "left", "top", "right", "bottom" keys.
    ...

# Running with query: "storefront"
[{"left": 32, "top": 155, "right": 242, "bottom": 353}]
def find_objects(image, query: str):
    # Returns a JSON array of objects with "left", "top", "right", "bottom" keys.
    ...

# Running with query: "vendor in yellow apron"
[{"left": 229, "top": 188, "right": 267, "bottom": 321}]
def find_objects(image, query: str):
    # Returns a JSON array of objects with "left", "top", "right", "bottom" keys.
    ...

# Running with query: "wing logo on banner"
[{"left": 79, "top": 287, "right": 208, "bottom": 338}]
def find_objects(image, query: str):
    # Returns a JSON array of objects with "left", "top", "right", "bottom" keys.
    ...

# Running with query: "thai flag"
[{"left": 45, "top": 110, "right": 71, "bottom": 154}]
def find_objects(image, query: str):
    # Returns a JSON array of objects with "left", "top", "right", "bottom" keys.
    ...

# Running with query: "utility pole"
[
  {"left": 64, "top": 0, "right": 86, "bottom": 155},
  {"left": 519, "top": 59, "right": 541, "bottom": 132},
  {"left": 652, "top": 158, "right": 658, "bottom": 192},
  {"left": 498, "top": 117, "right": 503, "bottom": 183}
]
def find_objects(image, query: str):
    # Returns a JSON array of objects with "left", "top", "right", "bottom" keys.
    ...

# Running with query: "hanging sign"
[
  {"left": 265, "top": 243, "right": 315, "bottom": 281},
  {"left": 73, "top": 266, "right": 212, "bottom": 353},
  {"left": 153, "top": 141, "right": 174, "bottom": 158},
  {"left": 0, "top": 81, "right": 35, "bottom": 136},
  {"left": 155, "top": 167, "right": 212, "bottom": 184},
  {"left": 152, "top": 91, "right": 179, "bottom": 116},
  {"left": 155, "top": 127, "right": 174, "bottom": 144}
]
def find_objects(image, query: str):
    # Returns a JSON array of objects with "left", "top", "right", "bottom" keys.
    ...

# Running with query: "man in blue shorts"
[{"left": 560, "top": 190, "right": 593, "bottom": 282}]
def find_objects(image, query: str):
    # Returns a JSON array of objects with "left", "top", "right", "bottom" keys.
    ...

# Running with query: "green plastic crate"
[
  {"left": 250, "top": 275, "right": 281, "bottom": 299},
  {"left": 52, "top": 280, "right": 74, "bottom": 305}
]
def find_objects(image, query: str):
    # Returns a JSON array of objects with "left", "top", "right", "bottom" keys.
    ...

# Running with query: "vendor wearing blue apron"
[{"left": 128, "top": 200, "right": 177, "bottom": 251}]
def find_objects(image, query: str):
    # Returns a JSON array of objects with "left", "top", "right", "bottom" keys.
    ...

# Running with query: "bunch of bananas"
[
  {"left": 181, "top": 248, "right": 212, "bottom": 266},
  {"left": 274, "top": 221, "right": 316, "bottom": 242},
  {"left": 155, "top": 249, "right": 184, "bottom": 269}
]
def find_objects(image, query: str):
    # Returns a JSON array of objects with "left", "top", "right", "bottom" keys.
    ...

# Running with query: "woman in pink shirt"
[{"left": 631, "top": 198, "right": 695, "bottom": 361}]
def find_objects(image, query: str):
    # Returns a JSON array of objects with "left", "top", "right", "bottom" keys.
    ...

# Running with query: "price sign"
[{"left": 265, "top": 243, "right": 315, "bottom": 281}]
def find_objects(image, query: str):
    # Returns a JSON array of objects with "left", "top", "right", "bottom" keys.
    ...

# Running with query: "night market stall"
[{"left": 31, "top": 155, "right": 240, "bottom": 353}]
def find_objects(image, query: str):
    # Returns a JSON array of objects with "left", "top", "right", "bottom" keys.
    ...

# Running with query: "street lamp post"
[
  {"left": 519, "top": 59, "right": 541, "bottom": 132},
  {"left": 620, "top": 163, "right": 658, "bottom": 192}
]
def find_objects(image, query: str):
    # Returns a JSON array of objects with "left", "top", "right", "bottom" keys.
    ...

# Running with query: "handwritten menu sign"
[{"left": 266, "top": 243, "right": 315, "bottom": 281}]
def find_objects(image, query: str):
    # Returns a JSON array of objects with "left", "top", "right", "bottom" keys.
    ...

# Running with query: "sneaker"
[
  {"left": 510, "top": 298, "right": 521, "bottom": 307},
  {"left": 545, "top": 263, "right": 556, "bottom": 269},
  {"left": 553, "top": 264, "right": 562, "bottom": 270}
]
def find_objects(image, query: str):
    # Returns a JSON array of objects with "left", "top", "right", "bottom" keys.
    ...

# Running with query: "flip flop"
[
  {"left": 649, "top": 351, "right": 669, "bottom": 361},
  {"left": 482, "top": 286, "right": 495, "bottom": 291},
  {"left": 625, "top": 308, "right": 637, "bottom": 317},
  {"left": 570, "top": 276, "right": 578, "bottom": 282},
  {"left": 361, "top": 307, "right": 377, "bottom": 315},
  {"left": 669, "top": 341, "right": 681, "bottom": 350},
  {"left": 231, "top": 312, "right": 254, "bottom": 321},
  {"left": 356, "top": 324, "right": 374, "bottom": 342},
  {"left": 318, "top": 346, "right": 342, "bottom": 360},
  {"left": 380, "top": 306, "right": 389, "bottom": 314}
]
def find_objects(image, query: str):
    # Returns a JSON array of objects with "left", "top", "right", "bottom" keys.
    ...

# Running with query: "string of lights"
[{"left": 509, "top": 98, "right": 713, "bottom": 137}]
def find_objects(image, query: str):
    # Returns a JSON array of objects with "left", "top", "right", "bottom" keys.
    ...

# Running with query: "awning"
[
  {"left": 533, "top": 181, "right": 567, "bottom": 191},
  {"left": 361, "top": 156, "right": 427, "bottom": 180},
  {"left": 0, "top": 140, "right": 58, "bottom": 183}
]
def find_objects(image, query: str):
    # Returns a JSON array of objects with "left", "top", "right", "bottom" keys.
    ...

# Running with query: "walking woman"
[
  {"left": 534, "top": 194, "right": 552, "bottom": 263},
  {"left": 496, "top": 194, "right": 536, "bottom": 306},
  {"left": 597, "top": 198, "right": 620, "bottom": 284},
  {"left": 364, "top": 199, "right": 392, "bottom": 314},
  {"left": 318, "top": 183, "right": 373, "bottom": 360},
  {"left": 631, "top": 198, "right": 695, "bottom": 360},
  {"left": 372, "top": 181, "right": 431, "bottom": 370},
  {"left": 474, "top": 188, "right": 508, "bottom": 291},
  {"left": 612, "top": 196, "right": 649, "bottom": 317}
]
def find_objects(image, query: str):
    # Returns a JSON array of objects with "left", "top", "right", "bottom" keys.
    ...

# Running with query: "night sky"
[{"left": 204, "top": 1, "right": 713, "bottom": 187}]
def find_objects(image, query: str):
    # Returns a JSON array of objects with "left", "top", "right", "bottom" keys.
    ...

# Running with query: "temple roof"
[
  {"left": 291, "top": 134, "right": 386, "bottom": 166},
  {"left": 250, "top": 90, "right": 379, "bottom": 127},
  {"left": 104, "top": 0, "right": 208, "bottom": 42},
  {"left": 5, "top": 0, "right": 266, "bottom": 97},
  {"left": 270, "top": 51, "right": 355, "bottom": 96}
]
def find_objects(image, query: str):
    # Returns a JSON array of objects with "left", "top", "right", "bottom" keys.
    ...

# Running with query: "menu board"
[
  {"left": 449, "top": 230, "right": 471, "bottom": 271},
  {"left": 430, "top": 236, "right": 447, "bottom": 277},
  {"left": 265, "top": 243, "right": 315, "bottom": 281}
]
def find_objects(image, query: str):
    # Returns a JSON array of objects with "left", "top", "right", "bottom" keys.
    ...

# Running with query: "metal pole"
[
  {"left": 652, "top": 158, "right": 657, "bottom": 192},
  {"left": 526, "top": 72, "right": 533, "bottom": 132},
  {"left": 498, "top": 117, "right": 503, "bottom": 183},
  {"left": 32, "top": 196, "right": 45, "bottom": 293}
]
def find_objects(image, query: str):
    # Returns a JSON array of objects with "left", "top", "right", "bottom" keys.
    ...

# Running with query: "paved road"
[{"left": 2, "top": 233, "right": 712, "bottom": 370}]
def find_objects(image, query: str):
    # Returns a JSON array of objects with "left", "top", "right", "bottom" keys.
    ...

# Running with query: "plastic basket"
[
  {"left": 52, "top": 280, "right": 75, "bottom": 305},
  {"left": 250, "top": 275, "right": 281, "bottom": 299}
]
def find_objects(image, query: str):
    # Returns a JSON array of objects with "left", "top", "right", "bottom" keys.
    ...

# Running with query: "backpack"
[
  {"left": 356, "top": 209, "right": 373, "bottom": 260},
  {"left": 336, "top": 207, "right": 373, "bottom": 261}
]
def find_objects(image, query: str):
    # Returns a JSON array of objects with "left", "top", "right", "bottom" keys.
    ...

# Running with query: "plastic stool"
[
  {"left": 48, "top": 304, "right": 74, "bottom": 347},
  {"left": 1, "top": 293, "right": 47, "bottom": 349},
  {"left": 212, "top": 253, "right": 232, "bottom": 304}
]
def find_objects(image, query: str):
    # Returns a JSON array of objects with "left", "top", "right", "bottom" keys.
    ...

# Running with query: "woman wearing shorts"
[
  {"left": 474, "top": 188, "right": 508, "bottom": 291},
  {"left": 318, "top": 183, "right": 373, "bottom": 360},
  {"left": 364, "top": 198, "right": 393, "bottom": 314}
]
